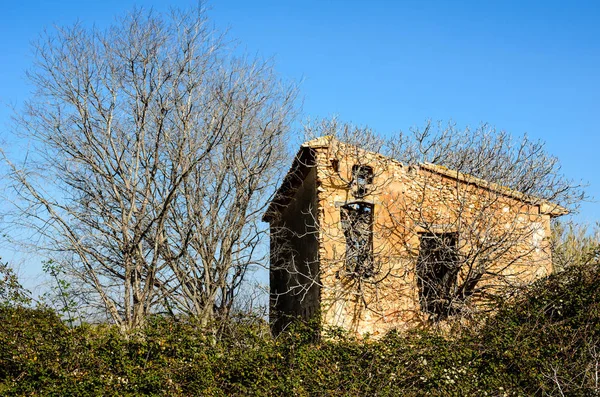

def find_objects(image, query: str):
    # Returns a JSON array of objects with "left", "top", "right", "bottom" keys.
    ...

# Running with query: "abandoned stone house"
[{"left": 263, "top": 136, "right": 567, "bottom": 336}]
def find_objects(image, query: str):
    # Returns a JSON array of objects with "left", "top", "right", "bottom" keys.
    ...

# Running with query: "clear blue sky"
[{"left": 1, "top": 1, "right": 599, "bottom": 288}]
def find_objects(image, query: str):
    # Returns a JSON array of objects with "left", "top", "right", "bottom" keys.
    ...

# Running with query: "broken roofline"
[{"left": 262, "top": 136, "right": 569, "bottom": 222}]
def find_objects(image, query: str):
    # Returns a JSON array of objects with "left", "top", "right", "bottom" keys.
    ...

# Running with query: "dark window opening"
[
  {"left": 341, "top": 202, "right": 374, "bottom": 278},
  {"left": 330, "top": 159, "right": 339, "bottom": 172},
  {"left": 416, "top": 232, "right": 460, "bottom": 319},
  {"left": 351, "top": 165, "right": 373, "bottom": 197}
]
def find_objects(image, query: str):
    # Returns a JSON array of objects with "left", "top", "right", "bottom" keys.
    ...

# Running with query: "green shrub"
[
  {"left": 1, "top": 261, "right": 599, "bottom": 396},
  {"left": 478, "top": 262, "right": 600, "bottom": 396}
]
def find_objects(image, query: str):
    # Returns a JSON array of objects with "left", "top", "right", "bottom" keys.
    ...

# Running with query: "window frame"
[
  {"left": 416, "top": 231, "right": 460, "bottom": 318},
  {"left": 351, "top": 165, "right": 374, "bottom": 198},
  {"left": 340, "top": 201, "right": 375, "bottom": 278}
]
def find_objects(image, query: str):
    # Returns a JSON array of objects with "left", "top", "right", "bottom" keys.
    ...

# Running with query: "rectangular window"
[
  {"left": 341, "top": 202, "right": 374, "bottom": 278},
  {"left": 351, "top": 165, "right": 373, "bottom": 198},
  {"left": 416, "top": 232, "right": 459, "bottom": 318}
]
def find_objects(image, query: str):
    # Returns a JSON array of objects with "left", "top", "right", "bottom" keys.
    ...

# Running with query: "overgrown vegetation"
[{"left": 2, "top": 258, "right": 598, "bottom": 396}]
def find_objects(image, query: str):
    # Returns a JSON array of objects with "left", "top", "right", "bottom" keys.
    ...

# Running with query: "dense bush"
[
  {"left": 478, "top": 261, "right": 600, "bottom": 396},
  {"left": 1, "top": 262, "right": 599, "bottom": 396}
]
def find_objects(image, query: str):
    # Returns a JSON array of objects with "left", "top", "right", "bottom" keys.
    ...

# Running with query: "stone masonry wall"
[{"left": 313, "top": 142, "right": 554, "bottom": 336}]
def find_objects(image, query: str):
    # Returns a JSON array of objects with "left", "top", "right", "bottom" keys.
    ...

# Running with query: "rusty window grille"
[
  {"left": 341, "top": 202, "right": 374, "bottom": 278},
  {"left": 351, "top": 165, "right": 373, "bottom": 198}
]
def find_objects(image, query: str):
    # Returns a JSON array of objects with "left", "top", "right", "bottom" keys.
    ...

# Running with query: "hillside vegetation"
[{"left": 1, "top": 260, "right": 599, "bottom": 396}]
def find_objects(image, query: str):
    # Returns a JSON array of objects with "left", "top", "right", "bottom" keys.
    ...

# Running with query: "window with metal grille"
[
  {"left": 351, "top": 165, "right": 373, "bottom": 198},
  {"left": 340, "top": 202, "right": 374, "bottom": 278}
]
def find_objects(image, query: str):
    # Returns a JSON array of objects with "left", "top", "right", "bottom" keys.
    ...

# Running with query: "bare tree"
[
  {"left": 158, "top": 65, "right": 295, "bottom": 326},
  {"left": 2, "top": 7, "right": 296, "bottom": 332},
  {"left": 385, "top": 121, "right": 583, "bottom": 318},
  {"left": 388, "top": 121, "right": 584, "bottom": 206}
]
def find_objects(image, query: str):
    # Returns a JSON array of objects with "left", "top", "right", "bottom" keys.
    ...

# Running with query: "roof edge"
[
  {"left": 419, "top": 162, "right": 569, "bottom": 217},
  {"left": 262, "top": 145, "right": 318, "bottom": 223}
]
